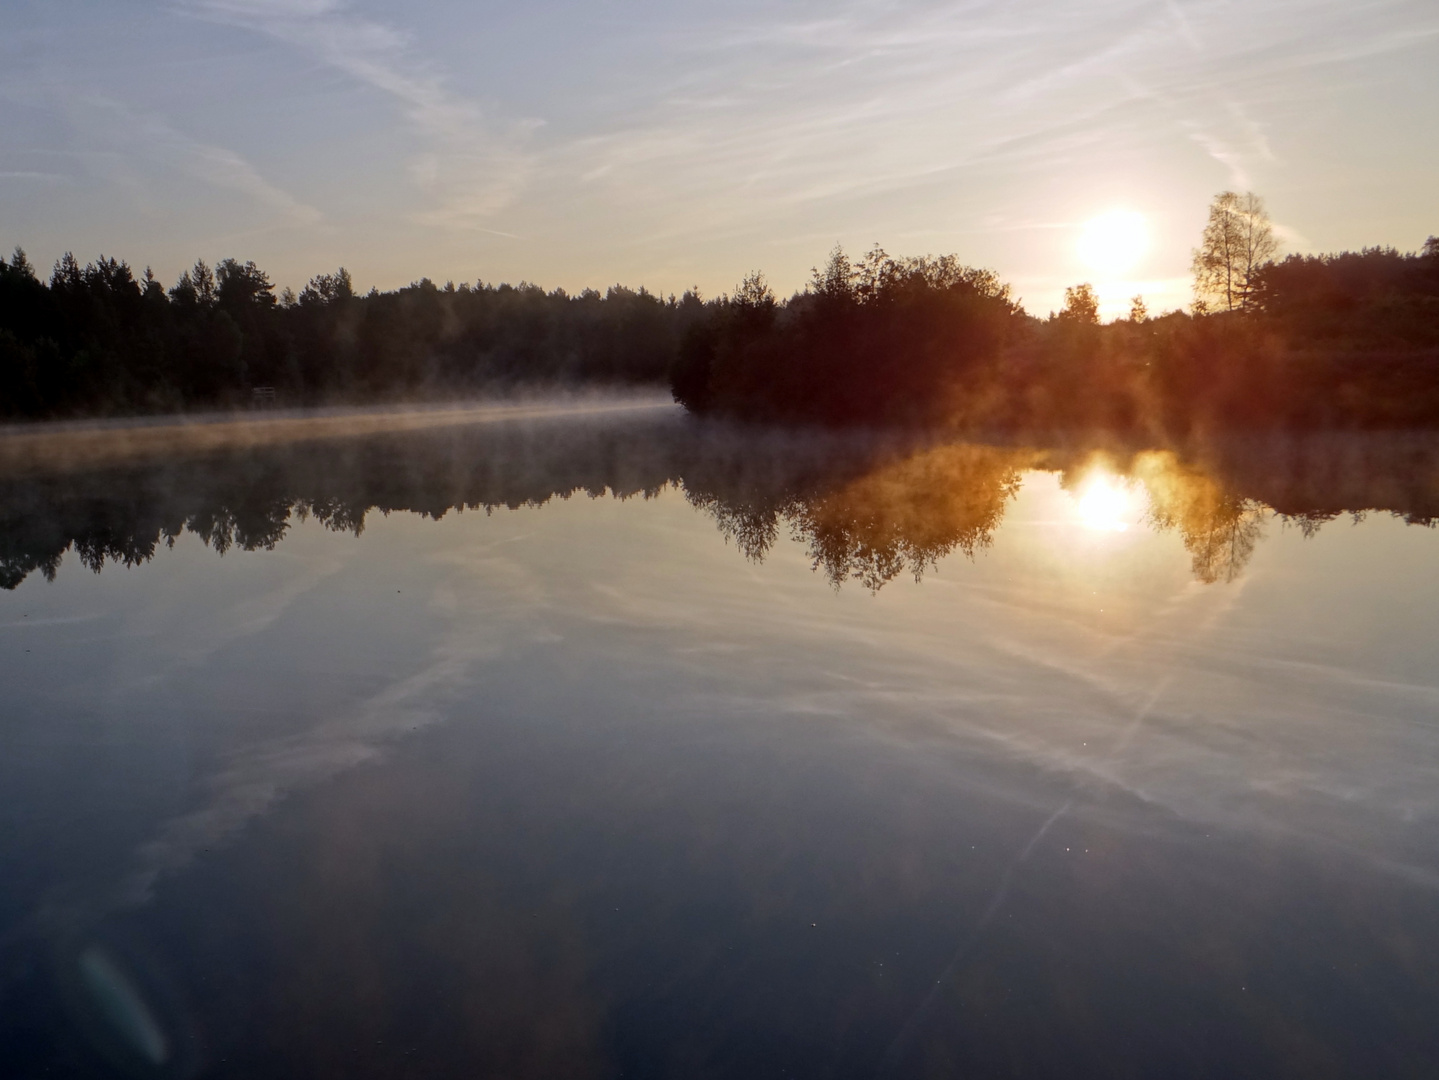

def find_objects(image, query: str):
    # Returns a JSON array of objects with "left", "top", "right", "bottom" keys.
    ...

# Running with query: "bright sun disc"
[
  {"left": 1075, "top": 471, "right": 1137, "bottom": 532},
  {"left": 1077, "top": 210, "right": 1148, "bottom": 275}
]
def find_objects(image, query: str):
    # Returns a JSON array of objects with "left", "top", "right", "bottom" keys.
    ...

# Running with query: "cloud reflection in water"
[{"left": 6, "top": 406, "right": 1439, "bottom": 1075}]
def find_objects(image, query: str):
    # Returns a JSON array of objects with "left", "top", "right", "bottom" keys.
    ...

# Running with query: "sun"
[{"left": 1077, "top": 210, "right": 1149, "bottom": 276}]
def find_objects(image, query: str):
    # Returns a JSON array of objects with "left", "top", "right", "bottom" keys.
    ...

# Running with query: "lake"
[{"left": 3, "top": 399, "right": 1439, "bottom": 1078}]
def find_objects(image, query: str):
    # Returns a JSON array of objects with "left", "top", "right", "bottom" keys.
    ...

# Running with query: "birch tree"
[{"left": 1192, "top": 191, "right": 1278, "bottom": 312}]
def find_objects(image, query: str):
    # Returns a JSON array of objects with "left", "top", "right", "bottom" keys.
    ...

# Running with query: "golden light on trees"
[
  {"left": 1191, "top": 191, "right": 1279, "bottom": 312},
  {"left": 1059, "top": 282, "right": 1101, "bottom": 323}
]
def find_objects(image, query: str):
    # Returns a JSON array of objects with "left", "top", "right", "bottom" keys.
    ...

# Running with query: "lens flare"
[{"left": 77, "top": 946, "right": 171, "bottom": 1068}]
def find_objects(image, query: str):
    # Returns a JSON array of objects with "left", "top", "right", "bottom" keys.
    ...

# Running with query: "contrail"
[
  {"left": 875, "top": 798, "right": 1073, "bottom": 1077},
  {"left": 877, "top": 671, "right": 1174, "bottom": 1076}
]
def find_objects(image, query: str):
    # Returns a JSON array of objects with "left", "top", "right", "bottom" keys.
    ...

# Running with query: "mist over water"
[{"left": 4, "top": 403, "right": 1439, "bottom": 1077}]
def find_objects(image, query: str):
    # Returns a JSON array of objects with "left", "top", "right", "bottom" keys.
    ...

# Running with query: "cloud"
[
  {"left": 535, "top": 0, "right": 1433, "bottom": 244},
  {"left": 1271, "top": 220, "right": 1311, "bottom": 249},
  {"left": 523, "top": 3, "right": 1189, "bottom": 247},
  {"left": 64, "top": 95, "right": 321, "bottom": 224},
  {"left": 181, "top": 0, "right": 535, "bottom": 226},
  {"left": 116, "top": 647, "right": 475, "bottom": 906},
  {"left": 1186, "top": 127, "right": 1252, "bottom": 189},
  {"left": 183, "top": 141, "right": 323, "bottom": 224},
  {"left": 1163, "top": 0, "right": 1202, "bottom": 52},
  {"left": 0, "top": 171, "right": 72, "bottom": 182}
]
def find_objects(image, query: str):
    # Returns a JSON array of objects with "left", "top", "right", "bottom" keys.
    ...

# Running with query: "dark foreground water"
[{"left": 3, "top": 401, "right": 1439, "bottom": 1078}]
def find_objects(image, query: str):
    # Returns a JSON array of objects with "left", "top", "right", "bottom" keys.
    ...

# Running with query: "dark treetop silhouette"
[
  {"left": 672, "top": 231, "right": 1439, "bottom": 432},
  {"left": 0, "top": 252, "right": 699, "bottom": 418},
  {"left": 3, "top": 204, "right": 1437, "bottom": 427}
]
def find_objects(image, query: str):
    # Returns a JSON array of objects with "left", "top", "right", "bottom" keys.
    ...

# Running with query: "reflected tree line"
[{"left": 3, "top": 413, "right": 1438, "bottom": 593}]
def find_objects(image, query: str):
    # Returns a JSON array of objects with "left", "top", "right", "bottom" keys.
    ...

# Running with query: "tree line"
[
  {"left": 675, "top": 195, "right": 1439, "bottom": 431},
  {"left": 2, "top": 194, "right": 1437, "bottom": 427},
  {"left": 0, "top": 252, "right": 700, "bottom": 418}
]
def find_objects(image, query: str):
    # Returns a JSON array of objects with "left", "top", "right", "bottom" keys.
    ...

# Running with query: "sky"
[{"left": 1, "top": 0, "right": 1436, "bottom": 319}]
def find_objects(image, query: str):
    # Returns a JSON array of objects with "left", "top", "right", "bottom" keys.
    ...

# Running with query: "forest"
[
  {"left": 1, "top": 194, "right": 1437, "bottom": 429},
  {"left": 0, "top": 253, "right": 699, "bottom": 417},
  {"left": 672, "top": 234, "right": 1439, "bottom": 432}
]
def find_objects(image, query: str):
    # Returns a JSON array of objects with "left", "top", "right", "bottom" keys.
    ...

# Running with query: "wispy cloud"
[
  {"left": 542, "top": 0, "right": 1435, "bottom": 248},
  {"left": 1163, "top": 0, "right": 1203, "bottom": 52},
  {"left": 0, "top": 170, "right": 72, "bottom": 182},
  {"left": 181, "top": 0, "right": 535, "bottom": 226},
  {"left": 532, "top": 3, "right": 1189, "bottom": 242},
  {"left": 4, "top": 0, "right": 1433, "bottom": 297},
  {"left": 63, "top": 94, "right": 321, "bottom": 224},
  {"left": 1186, "top": 127, "right": 1253, "bottom": 189},
  {"left": 117, "top": 646, "right": 475, "bottom": 906},
  {"left": 185, "top": 138, "right": 324, "bottom": 224}
]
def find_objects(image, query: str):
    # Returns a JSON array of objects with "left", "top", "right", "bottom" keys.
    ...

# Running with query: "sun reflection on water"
[{"left": 1073, "top": 470, "right": 1143, "bottom": 532}]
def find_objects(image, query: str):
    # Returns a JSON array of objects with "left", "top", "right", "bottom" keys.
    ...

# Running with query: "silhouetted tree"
[
  {"left": 216, "top": 259, "right": 276, "bottom": 311},
  {"left": 1251, "top": 243, "right": 1439, "bottom": 349},
  {"left": 733, "top": 270, "right": 775, "bottom": 309},
  {"left": 811, "top": 245, "right": 857, "bottom": 302},
  {"left": 674, "top": 245, "right": 1024, "bottom": 426}
]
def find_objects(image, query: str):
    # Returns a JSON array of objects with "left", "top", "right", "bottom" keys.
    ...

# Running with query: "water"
[{"left": 3, "top": 401, "right": 1439, "bottom": 1078}]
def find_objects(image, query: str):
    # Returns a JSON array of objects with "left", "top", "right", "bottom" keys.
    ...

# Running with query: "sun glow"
[
  {"left": 1074, "top": 470, "right": 1141, "bottom": 532},
  {"left": 1077, "top": 210, "right": 1149, "bottom": 276}
]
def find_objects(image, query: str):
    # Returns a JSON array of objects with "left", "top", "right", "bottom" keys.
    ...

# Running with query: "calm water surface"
[{"left": 3, "top": 402, "right": 1439, "bottom": 1078}]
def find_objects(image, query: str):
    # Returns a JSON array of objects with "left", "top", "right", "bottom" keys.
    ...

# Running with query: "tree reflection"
[
  {"left": 2, "top": 413, "right": 1438, "bottom": 591},
  {"left": 684, "top": 443, "right": 1031, "bottom": 590},
  {"left": 783, "top": 445, "right": 1031, "bottom": 590},
  {"left": 1133, "top": 452, "right": 1268, "bottom": 583}
]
